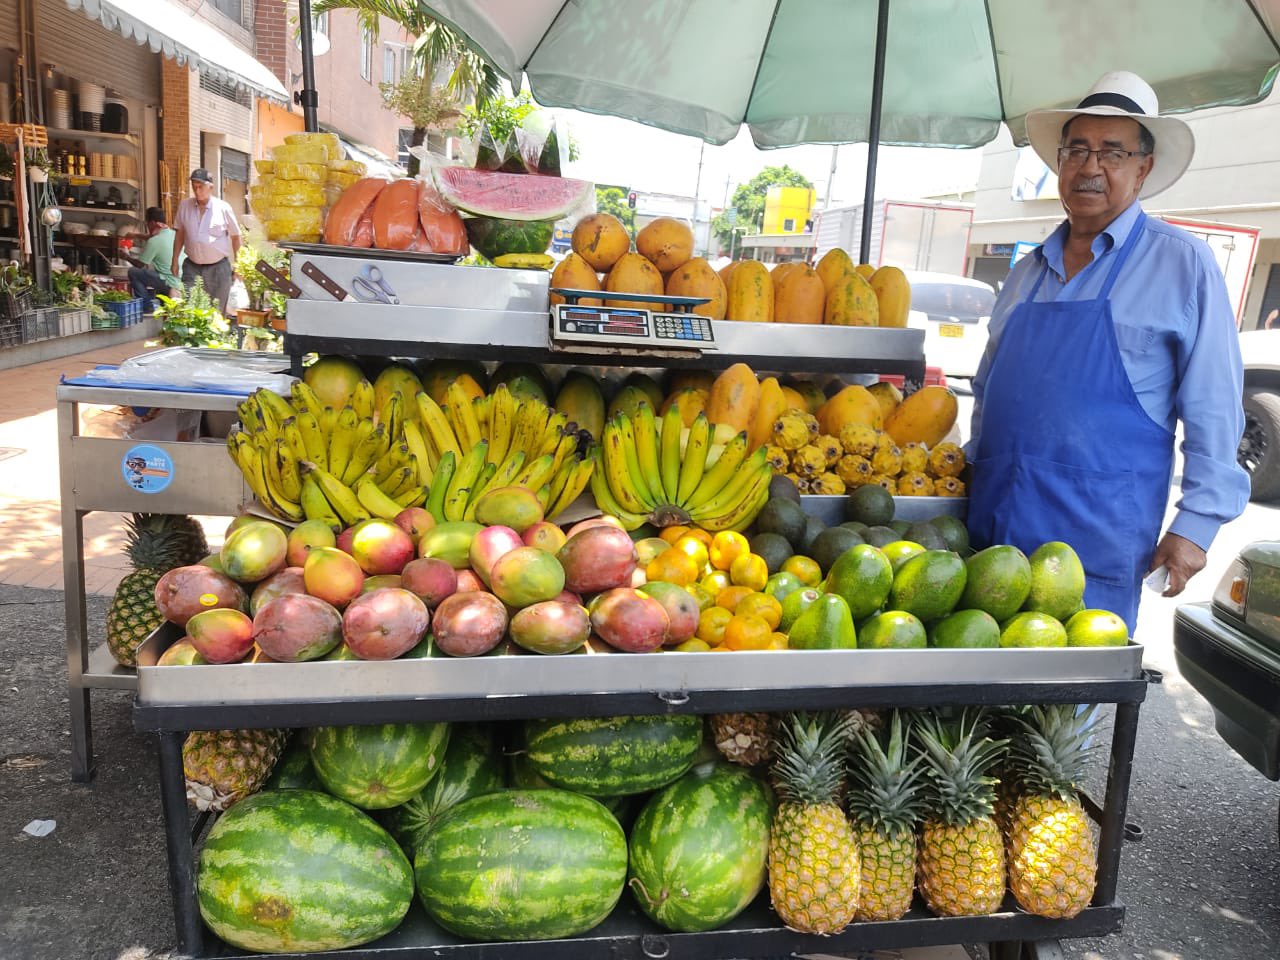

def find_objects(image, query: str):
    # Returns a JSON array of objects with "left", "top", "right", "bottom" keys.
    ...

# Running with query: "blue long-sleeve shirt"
[{"left": 970, "top": 200, "right": 1249, "bottom": 551}]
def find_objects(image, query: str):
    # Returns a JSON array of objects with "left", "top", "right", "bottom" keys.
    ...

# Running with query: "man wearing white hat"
[{"left": 967, "top": 71, "right": 1249, "bottom": 632}]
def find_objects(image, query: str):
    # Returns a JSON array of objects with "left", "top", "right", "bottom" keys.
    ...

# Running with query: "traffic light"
[{"left": 627, "top": 191, "right": 637, "bottom": 209}]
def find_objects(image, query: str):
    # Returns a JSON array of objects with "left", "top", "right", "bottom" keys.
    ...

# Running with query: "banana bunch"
[{"left": 590, "top": 405, "right": 772, "bottom": 533}]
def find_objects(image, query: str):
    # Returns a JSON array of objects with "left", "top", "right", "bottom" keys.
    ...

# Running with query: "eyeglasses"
[{"left": 1057, "top": 146, "right": 1150, "bottom": 169}]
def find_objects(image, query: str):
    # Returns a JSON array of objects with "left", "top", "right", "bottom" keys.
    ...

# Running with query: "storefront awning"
[{"left": 64, "top": 0, "right": 288, "bottom": 104}]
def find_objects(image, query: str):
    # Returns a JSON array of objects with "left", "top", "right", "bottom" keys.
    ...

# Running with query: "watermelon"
[
  {"left": 627, "top": 764, "right": 773, "bottom": 932},
  {"left": 415, "top": 789, "right": 627, "bottom": 940},
  {"left": 463, "top": 217, "right": 555, "bottom": 261},
  {"left": 197, "top": 789, "right": 412, "bottom": 953},
  {"left": 523, "top": 714, "right": 703, "bottom": 796},
  {"left": 433, "top": 167, "right": 592, "bottom": 221},
  {"left": 379, "top": 723, "right": 504, "bottom": 857},
  {"left": 263, "top": 735, "right": 322, "bottom": 792},
  {"left": 310, "top": 722, "right": 450, "bottom": 810},
  {"left": 507, "top": 742, "right": 645, "bottom": 828}
]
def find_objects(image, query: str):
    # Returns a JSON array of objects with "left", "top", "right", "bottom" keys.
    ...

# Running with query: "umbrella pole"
[
  {"left": 296, "top": 0, "right": 320, "bottom": 133},
  {"left": 860, "top": 0, "right": 890, "bottom": 264}
]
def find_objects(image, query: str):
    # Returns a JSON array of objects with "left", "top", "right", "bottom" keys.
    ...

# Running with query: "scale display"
[{"left": 552, "top": 304, "right": 717, "bottom": 351}]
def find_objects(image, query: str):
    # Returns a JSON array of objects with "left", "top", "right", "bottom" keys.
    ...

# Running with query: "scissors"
[{"left": 351, "top": 264, "right": 400, "bottom": 305}]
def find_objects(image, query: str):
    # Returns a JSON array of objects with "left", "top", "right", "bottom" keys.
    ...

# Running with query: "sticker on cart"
[{"left": 121, "top": 444, "right": 174, "bottom": 494}]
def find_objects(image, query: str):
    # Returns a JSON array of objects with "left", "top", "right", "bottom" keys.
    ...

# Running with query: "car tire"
[{"left": 1240, "top": 390, "right": 1280, "bottom": 502}]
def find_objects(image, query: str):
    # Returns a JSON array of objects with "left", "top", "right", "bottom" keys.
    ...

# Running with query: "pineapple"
[
  {"left": 1004, "top": 705, "right": 1101, "bottom": 919},
  {"left": 710, "top": 712, "right": 776, "bottom": 767},
  {"left": 915, "top": 710, "right": 1009, "bottom": 917},
  {"left": 183, "top": 728, "right": 288, "bottom": 811},
  {"left": 106, "top": 514, "right": 209, "bottom": 666},
  {"left": 767, "top": 712, "right": 860, "bottom": 934},
  {"left": 846, "top": 711, "right": 926, "bottom": 922}
]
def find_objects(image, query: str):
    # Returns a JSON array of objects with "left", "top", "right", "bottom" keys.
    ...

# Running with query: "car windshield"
[{"left": 910, "top": 280, "right": 996, "bottom": 321}]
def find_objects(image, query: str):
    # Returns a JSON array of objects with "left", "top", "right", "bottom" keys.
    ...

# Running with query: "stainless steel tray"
[
  {"left": 801, "top": 494, "right": 966, "bottom": 524},
  {"left": 136, "top": 633, "right": 1143, "bottom": 707}
]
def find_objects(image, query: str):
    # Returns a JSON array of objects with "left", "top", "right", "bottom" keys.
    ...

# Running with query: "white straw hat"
[{"left": 1025, "top": 71, "right": 1194, "bottom": 199}]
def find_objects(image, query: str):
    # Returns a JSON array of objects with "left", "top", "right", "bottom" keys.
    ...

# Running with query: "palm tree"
[{"left": 312, "top": 0, "right": 501, "bottom": 174}]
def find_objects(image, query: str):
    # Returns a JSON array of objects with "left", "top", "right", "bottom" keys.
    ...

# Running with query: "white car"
[
  {"left": 904, "top": 271, "right": 997, "bottom": 380},
  {"left": 1238, "top": 329, "right": 1280, "bottom": 501}
]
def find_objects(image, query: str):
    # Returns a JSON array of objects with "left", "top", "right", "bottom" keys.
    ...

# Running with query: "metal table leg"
[
  {"left": 1093, "top": 700, "right": 1141, "bottom": 906},
  {"left": 59, "top": 398, "right": 94, "bottom": 782},
  {"left": 158, "top": 731, "right": 205, "bottom": 956}
]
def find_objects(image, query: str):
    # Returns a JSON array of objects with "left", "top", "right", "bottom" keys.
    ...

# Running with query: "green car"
[{"left": 1174, "top": 541, "right": 1280, "bottom": 836}]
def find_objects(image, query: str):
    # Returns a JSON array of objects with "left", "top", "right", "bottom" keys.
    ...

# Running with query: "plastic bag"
[
  {"left": 81, "top": 347, "right": 296, "bottom": 393},
  {"left": 287, "top": 131, "right": 342, "bottom": 161},
  {"left": 472, "top": 119, "right": 524, "bottom": 173},
  {"left": 415, "top": 179, "right": 469, "bottom": 255},
  {"left": 515, "top": 111, "right": 566, "bottom": 176},
  {"left": 272, "top": 161, "right": 327, "bottom": 183},
  {"left": 265, "top": 179, "right": 326, "bottom": 206},
  {"left": 272, "top": 143, "right": 329, "bottom": 165}
]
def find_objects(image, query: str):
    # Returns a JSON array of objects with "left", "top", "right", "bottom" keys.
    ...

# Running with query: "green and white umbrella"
[{"left": 409, "top": 0, "right": 1279, "bottom": 149}]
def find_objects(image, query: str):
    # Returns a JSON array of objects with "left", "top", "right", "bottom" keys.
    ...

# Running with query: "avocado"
[
  {"left": 825, "top": 544, "right": 894, "bottom": 619},
  {"left": 1024, "top": 541, "right": 1086, "bottom": 621},
  {"left": 754, "top": 498, "right": 808, "bottom": 549},
  {"left": 749, "top": 532, "right": 794, "bottom": 575},
  {"left": 903, "top": 521, "right": 948, "bottom": 551},
  {"left": 840, "top": 520, "right": 870, "bottom": 536},
  {"left": 799, "top": 515, "right": 827, "bottom": 554},
  {"left": 788, "top": 593, "right": 858, "bottom": 650},
  {"left": 863, "top": 525, "right": 901, "bottom": 548},
  {"left": 889, "top": 550, "right": 969, "bottom": 622},
  {"left": 889, "top": 519, "right": 911, "bottom": 536},
  {"left": 768, "top": 474, "right": 802, "bottom": 504},
  {"left": 810, "top": 526, "right": 866, "bottom": 575},
  {"left": 960, "top": 545, "right": 1033, "bottom": 622},
  {"left": 929, "top": 514, "right": 971, "bottom": 554},
  {"left": 929, "top": 609, "right": 1001, "bottom": 648},
  {"left": 845, "top": 484, "right": 895, "bottom": 526}
]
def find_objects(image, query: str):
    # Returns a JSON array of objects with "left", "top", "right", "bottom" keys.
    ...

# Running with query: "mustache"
[{"left": 1072, "top": 176, "right": 1106, "bottom": 193}]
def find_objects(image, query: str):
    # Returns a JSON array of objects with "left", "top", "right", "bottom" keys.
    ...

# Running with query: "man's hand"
[{"left": 1148, "top": 532, "right": 1207, "bottom": 597}]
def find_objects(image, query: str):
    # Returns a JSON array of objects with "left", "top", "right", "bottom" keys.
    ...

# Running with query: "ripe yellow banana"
[
  {"left": 548, "top": 431, "right": 579, "bottom": 480},
  {"left": 685, "top": 430, "right": 749, "bottom": 509},
  {"left": 256, "top": 451, "right": 303, "bottom": 521},
  {"left": 342, "top": 422, "right": 385, "bottom": 487},
  {"left": 444, "top": 441, "right": 488, "bottom": 522},
  {"left": 255, "top": 387, "right": 294, "bottom": 433},
  {"left": 487, "top": 385, "right": 515, "bottom": 467},
  {"left": 394, "top": 485, "right": 428, "bottom": 509},
  {"left": 319, "top": 405, "right": 338, "bottom": 441},
  {"left": 379, "top": 393, "right": 403, "bottom": 448},
  {"left": 602, "top": 420, "right": 648, "bottom": 515},
  {"left": 275, "top": 437, "right": 303, "bottom": 502},
  {"left": 727, "top": 472, "right": 772, "bottom": 532},
  {"left": 355, "top": 474, "right": 404, "bottom": 521},
  {"left": 305, "top": 462, "right": 369, "bottom": 527},
  {"left": 614, "top": 414, "right": 655, "bottom": 510},
  {"left": 350, "top": 379, "right": 375, "bottom": 421},
  {"left": 677, "top": 414, "right": 711, "bottom": 506},
  {"left": 515, "top": 453, "right": 556, "bottom": 493},
  {"left": 486, "top": 450, "right": 526, "bottom": 492},
  {"left": 659, "top": 404, "right": 683, "bottom": 505},
  {"left": 474, "top": 394, "right": 492, "bottom": 433},
  {"left": 548, "top": 456, "right": 594, "bottom": 519},
  {"left": 373, "top": 442, "right": 410, "bottom": 487},
  {"left": 511, "top": 401, "right": 549, "bottom": 461},
  {"left": 538, "top": 413, "right": 570, "bottom": 458},
  {"left": 290, "top": 381, "right": 325, "bottom": 423},
  {"left": 327, "top": 405, "right": 359, "bottom": 481},
  {"left": 387, "top": 461, "right": 418, "bottom": 499},
  {"left": 300, "top": 474, "right": 341, "bottom": 529},
  {"left": 702, "top": 464, "right": 772, "bottom": 532},
  {"left": 417, "top": 392, "right": 462, "bottom": 462},
  {"left": 462, "top": 463, "right": 498, "bottom": 520},
  {"left": 401, "top": 420, "right": 433, "bottom": 484},
  {"left": 236, "top": 398, "right": 263, "bottom": 434},
  {"left": 632, "top": 405, "right": 665, "bottom": 504},
  {"left": 445, "top": 382, "right": 483, "bottom": 451},
  {"left": 588, "top": 447, "right": 647, "bottom": 530},
  {"left": 294, "top": 411, "right": 327, "bottom": 470}
]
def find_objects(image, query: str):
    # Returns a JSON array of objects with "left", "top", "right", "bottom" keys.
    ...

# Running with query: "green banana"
[
  {"left": 659, "top": 404, "right": 683, "bottom": 506},
  {"left": 689, "top": 448, "right": 770, "bottom": 526},
  {"left": 699, "top": 463, "right": 772, "bottom": 532},
  {"left": 463, "top": 463, "right": 498, "bottom": 520},
  {"left": 548, "top": 456, "right": 594, "bottom": 519},
  {"left": 684, "top": 430, "right": 749, "bottom": 508},
  {"left": 425, "top": 450, "right": 456, "bottom": 524},
  {"left": 632, "top": 405, "right": 665, "bottom": 504},
  {"left": 300, "top": 474, "right": 341, "bottom": 529},
  {"left": 676, "top": 414, "right": 710, "bottom": 506}
]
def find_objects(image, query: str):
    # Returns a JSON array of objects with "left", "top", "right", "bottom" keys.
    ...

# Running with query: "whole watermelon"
[
  {"left": 464, "top": 216, "right": 555, "bottom": 261},
  {"left": 628, "top": 764, "right": 773, "bottom": 932},
  {"left": 523, "top": 714, "right": 703, "bottom": 797},
  {"left": 379, "top": 723, "right": 504, "bottom": 857},
  {"left": 197, "top": 789, "right": 412, "bottom": 953},
  {"left": 415, "top": 789, "right": 627, "bottom": 941},
  {"left": 263, "top": 735, "right": 323, "bottom": 792},
  {"left": 310, "top": 722, "right": 450, "bottom": 809}
]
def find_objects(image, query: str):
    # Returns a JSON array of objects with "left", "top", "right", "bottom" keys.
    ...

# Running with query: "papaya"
[
  {"left": 824, "top": 272, "right": 880, "bottom": 326},
  {"left": 636, "top": 217, "right": 694, "bottom": 273},
  {"left": 420, "top": 360, "right": 485, "bottom": 406},
  {"left": 774, "top": 265, "right": 825, "bottom": 324},
  {"left": 571, "top": 213, "right": 630, "bottom": 272},
  {"left": 818, "top": 385, "right": 883, "bottom": 436},
  {"left": 883, "top": 385, "right": 959, "bottom": 448},
  {"left": 815, "top": 248, "right": 857, "bottom": 296},
  {"left": 604, "top": 252, "right": 665, "bottom": 310},
  {"left": 866, "top": 381, "right": 903, "bottom": 422},
  {"left": 869, "top": 265, "right": 910, "bottom": 328},
  {"left": 779, "top": 385, "right": 808, "bottom": 412},
  {"left": 725, "top": 260, "right": 773, "bottom": 322},
  {"left": 555, "top": 371, "right": 606, "bottom": 440},
  {"left": 665, "top": 257, "right": 726, "bottom": 321},
  {"left": 786, "top": 379, "right": 827, "bottom": 414},
  {"left": 705, "top": 363, "right": 760, "bottom": 434},
  {"left": 770, "top": 262, "right": 804, "bottom": 290},
  {"left": 550, "top": 252, "right": 602, "bottom": 307},
  {"left": 607, "top": 384, "right": 654, "bottom": 422},
  {"left": 855, "top": 263, "right": 877, "bottom": 280},
  {"left": 660, "top": 387, "right": 708, "bottom": 428},
  {"left": 372, "top": 363, "right": 423, "bottom": 419},
  {"left": 624, "top": 372, "right": 664, "bottom": 411},
  {"left": 750, "top": 377, "right": 788, "bottom": 451},
  {"left": 718, "top": 261, "right": 739, "bottom": 289},
  {"left": 665, "top": 369, "right": 716, "bottom": 395}
]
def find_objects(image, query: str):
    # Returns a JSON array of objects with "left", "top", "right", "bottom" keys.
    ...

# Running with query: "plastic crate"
[
  {"left": 91, "top": 312, "right": 121, "bottom": 330},
  {"left": 99, "top": 298, "right": 144, "bottom": 326},
  {"left": 37, "top": 307, "right": 60, "bottom": 340},
  {"left": 0, "top": 321, "right": 21, "bottom": 348},
  {"left": 58, "top": 308, "right": 91, "bottom": 336},
  {"left": 1, "top": 287, "right": 33, "bottom": 320}
]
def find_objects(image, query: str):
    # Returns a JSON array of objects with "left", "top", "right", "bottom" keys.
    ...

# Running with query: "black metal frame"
[{"left": 137, "top": 674, "right": 1148, "bottom": 959}]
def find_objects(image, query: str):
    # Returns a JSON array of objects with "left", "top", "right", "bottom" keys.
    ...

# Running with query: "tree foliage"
[
  {"left": 710, "top": 165, "right": 813, "bottom": 256},
  {"left": 595, "top": 187, "right": 634, "bottom": 233}
]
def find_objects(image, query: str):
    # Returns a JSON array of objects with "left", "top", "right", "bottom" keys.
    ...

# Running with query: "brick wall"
[
  {"left": 254, "top": 0, "right": 288, "bottom": 86},
  {"left": 161, "top": 59, "right": 191, "bottom": 220}
]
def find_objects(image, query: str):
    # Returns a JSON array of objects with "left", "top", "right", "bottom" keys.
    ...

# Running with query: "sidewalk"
[{"left": 0, "top": 340, "right": 225, "bottom": 596}]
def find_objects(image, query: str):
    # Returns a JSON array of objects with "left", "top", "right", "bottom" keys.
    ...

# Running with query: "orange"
[
  {"left": 673, "top": 535, "right": 710, "bottom": 572},
  {"left": 737, "top": 592, "right": 782, "bottom": 630},
  {"left": 645, "top": 547, "right": 699, "bottom": 586},
  {"left": 782, "top": 555, "right": 822, "bottom": 587},
  {"left": 729, "top": 553, "right": 769, "bottom": 591},
  {"left": 696, "top": 606, "right": 733, "bottom": 646},
  {"left": 716, "top": 585, "right": 754, "bottom": 613},
  {"left": 660, "top": 524, "right": 691, "bottom": 545},
  {"left": 709, "top": 531, "right": 750, "bottom": 571},
  {"left": 685, "top": 583, "right": 716, "bottom": 611},
  {"left": 767, "top": 632, "right": 790, "bottom": 650},
  {"left": 684, "top": 528, "right": 714, "bottom": 549},
  {"left": 674, "top": 637, "right": 711, "bottom": 652},
  {"left": 723, "top": 614, "right": 773, "bottom": 651},
  {"left": 700, "top": 570, "right": 731, "bottom": 595}
]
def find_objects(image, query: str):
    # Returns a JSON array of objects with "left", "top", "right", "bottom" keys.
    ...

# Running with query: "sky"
[{"left": 548, "top": 107, "right": 986, "bottom": 212}]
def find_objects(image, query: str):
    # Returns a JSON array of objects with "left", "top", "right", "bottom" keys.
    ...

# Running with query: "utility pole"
[
  {"left": 692, "top": 141, "right": 705, "bottom": 255},
  {"left": 824, "top": 144, "right": 838, "bottom": 210}
]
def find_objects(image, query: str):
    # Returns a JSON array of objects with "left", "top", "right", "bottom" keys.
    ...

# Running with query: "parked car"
[
  {"left": 1238, "top": 329, "right": 1280, "bottom": 502},
  {"left": 1173, "top": 541, "right": 1280, "bottom": 836},
  {"left": 904, "top": 271, "right": 996, "bottom": 379}
]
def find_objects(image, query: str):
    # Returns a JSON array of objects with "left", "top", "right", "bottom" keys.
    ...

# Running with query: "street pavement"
[{"left": 0, "top": 380, "right": 1277, "bottom": 959}]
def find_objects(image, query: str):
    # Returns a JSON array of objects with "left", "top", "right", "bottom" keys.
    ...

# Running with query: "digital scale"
[{"left": 550, "top": 288, "right": 718, "bottom": 353}]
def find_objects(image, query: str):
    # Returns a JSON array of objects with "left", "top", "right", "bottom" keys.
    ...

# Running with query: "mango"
[
  {"left": 187, "top": 608, "right": 255, "bottom": 664},
  {"left": 469, "top": 525, "right": 525, "bottom": 585},
  {"left": 302, "top": 547, "right": 365, "bottom": 609},
  {"left": 249, "top": 566, "right": 307, "bottom": 616},
  {"left": 523, "top": 521, "right": 568, "bottom": 554},
  {"left": 220, "top": 520, "right": 288, "bottom": 583},
  {"left": 400, "top": 557, "right": 458, "bottom": 607},
  {"left": 393, "top": 507, "right": 435, "bottom": 541},
  {"left": 252, "top": 593, "right": 343, "bottom": 661},
  {"left": 349, "top": 518, "right": 416, "bottom": 576},
  {"left": 287, "top": 519, "right": 337, "bottom": 567},
  {"left": 361, "top": 574, "right": 403, "bottom": 592},
  {"left": 473, "top": 485, "right": 545, "bottom": 534},
  {"left": 418, "top": 520, "right": 484, "bottom": 569},
  {"left": 489, "top": 546, "right": 567, "bottom": 609},
  {"left": 432, "top": 591, "right": 508, "bottom": 657},
  {"left": 590, "top": 587, "right": 669, "bottom": 652},
  {"left": 419, "top": 359, "right": 486, "bottom": 405},
  {"left": 303, "top": 355, "right": 366, "bottom": 408},
  {"left": 342, "top": 587, "right": 430, "bottom": 660},
  {"left": 509, "top": 600, "right": 591, "bottom": 655},
  {"left": 557, "top": 524, "right": 638, "bottom": 595},
  {"left": 624, "top": 373, "right": 664, "bottom": 412},
  {"left": 154, "top": 565, "right": 247, "bottom": 627},
  {"left": 637, "top": 581, "right": 700, "bottom": 644},
  {"left": 156, "top": 637, "right": 207, "bottom": 666}
]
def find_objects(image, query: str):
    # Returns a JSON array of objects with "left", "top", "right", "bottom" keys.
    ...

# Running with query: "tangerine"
[
  {"left": 723, "top": 614, "right": 773, "bottom": 650},
  {"left": 646, "top": 547, "right": 699, "bottom": 586},
  {"left": 709, "top": 531, "right": 750, "bottom": 571},
  {"left": 729, "top": 553, "right": 769, "bottom": 591},
  {"left": 715, "top": 585, "right": 754, "bottom": 613},
  {"left": 782, "top": 555, "right": 823, "bottom": 586},
  {"left": 696, "top": 606, "right": 733, "bottom": 646},
  {"left": 737, "top": 592, "right": 782, "bottom": 630}
]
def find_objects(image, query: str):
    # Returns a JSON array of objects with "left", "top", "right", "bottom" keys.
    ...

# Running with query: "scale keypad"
[{"left": 652, "top": 314, "right": 714, "bottom": 343}]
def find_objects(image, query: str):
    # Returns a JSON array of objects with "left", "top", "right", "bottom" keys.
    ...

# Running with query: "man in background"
[
  {"left": 125, "top": 207, "right": 181, "bottom": 311},
  {"left": 171, "top": 168, "right": 241, "bottom": 315}
]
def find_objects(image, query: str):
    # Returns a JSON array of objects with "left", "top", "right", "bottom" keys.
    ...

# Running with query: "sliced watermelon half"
[{"left": 432, "top": 167, "right": 593, "bottom": 222}]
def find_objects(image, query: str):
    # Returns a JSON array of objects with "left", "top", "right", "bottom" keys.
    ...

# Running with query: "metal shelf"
[
  {"left": 48, "top": 128, "right": 138, "bottom": 145},
  {"left": 85, "top": 643, "right": 139, "bottom": 690},
  {"left": 64, "top": 176, "right": 140, "bottom": 189},
  {"left": 58, "top": 204, "right": 137, "bottom": 216}
]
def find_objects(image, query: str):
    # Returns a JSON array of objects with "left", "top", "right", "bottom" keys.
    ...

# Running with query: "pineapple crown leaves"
[
  {"left": 913, "top": 709, "right": 1008, "bottom": 827},
  {"left": 772, "top": 710, "right": 855, "bottom": 806},
  {"left": 124, "top": 513, "right": 203, "bottom": 571},
  {"left": 1008, "top": 704, "right": 1101, "bottom": 801},
  {"left": 846, "top": 709, "right": 927, "bottom": 836}
]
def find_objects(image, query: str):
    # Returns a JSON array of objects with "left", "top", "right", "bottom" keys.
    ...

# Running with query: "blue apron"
[{"left": 967, "top": 212, "right": 1173, "bottom": 633}]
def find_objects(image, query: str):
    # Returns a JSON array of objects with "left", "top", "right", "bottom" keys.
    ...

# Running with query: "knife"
[
  {"left": 300, "top": 261, "right": 353, "bottom": 302},
  {"left": 255, "top": 260, "right": 303, "bottom": 299}
]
